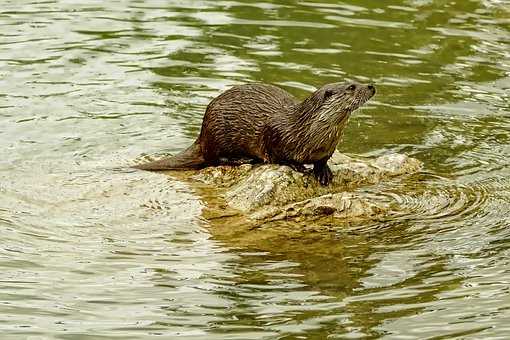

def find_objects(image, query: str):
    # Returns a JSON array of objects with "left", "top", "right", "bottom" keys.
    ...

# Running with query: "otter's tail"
[{"left": 133, "top": 141, "right": 205, "bottom": 171}]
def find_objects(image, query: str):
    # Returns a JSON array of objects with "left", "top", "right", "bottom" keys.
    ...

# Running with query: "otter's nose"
[{"left": 367, "top": 84, "right": 376, "bottom": 94}]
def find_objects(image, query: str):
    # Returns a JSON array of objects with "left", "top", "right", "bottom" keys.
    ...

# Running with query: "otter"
[{"left": 134, "top": 82, "right": 375, "bottom": 185}]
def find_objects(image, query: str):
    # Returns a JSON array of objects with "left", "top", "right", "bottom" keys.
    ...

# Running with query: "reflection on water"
[{"left": 1, "top": 0, "right": 510, "bottom": 338}]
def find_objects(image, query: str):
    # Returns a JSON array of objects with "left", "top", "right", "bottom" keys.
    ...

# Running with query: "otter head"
[
  {"left": 298, "top": 82, "right": 376, "bottom": 124},
  {"left": 319, "top": 82, "right": 375, "bottom": 122}
]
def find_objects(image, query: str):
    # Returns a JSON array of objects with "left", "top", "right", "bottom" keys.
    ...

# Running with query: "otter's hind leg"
[
  {"left": 313, "top": 158, "right": 333, "bottom": 186},
  {"left": 279, "top": 161, "right": 311, "bottom": 174}
]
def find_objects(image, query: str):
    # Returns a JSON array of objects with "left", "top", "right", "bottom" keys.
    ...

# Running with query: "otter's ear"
[{"left": 324, "top": 89, "right": 334, "bottom": 100}]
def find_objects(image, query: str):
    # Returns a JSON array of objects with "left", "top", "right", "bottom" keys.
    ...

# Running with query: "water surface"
[{"left": 1, "top": 0, "right": 510, "bottom": 338}]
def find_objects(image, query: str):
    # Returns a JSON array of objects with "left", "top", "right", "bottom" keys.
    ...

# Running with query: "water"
[{"left": 1, "top": 0, "right": 510, "bottom": 338}]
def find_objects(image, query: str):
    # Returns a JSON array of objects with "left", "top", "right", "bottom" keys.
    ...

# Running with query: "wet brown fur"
[{"left": 134, "top": 82, "right": 375, "bottom": 185}]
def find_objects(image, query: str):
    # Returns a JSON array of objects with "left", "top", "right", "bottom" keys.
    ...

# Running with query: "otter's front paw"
[
  {"left": 288, "top": 163, "right": 310, "bottom": 173},
  {"left": 314, "top": 164, "right": 333, "bottom": 186}
]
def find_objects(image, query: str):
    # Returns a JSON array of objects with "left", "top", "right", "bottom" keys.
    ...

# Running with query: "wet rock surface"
[{"left": 192, "top": 152, "right": 423, "bottom": 221}]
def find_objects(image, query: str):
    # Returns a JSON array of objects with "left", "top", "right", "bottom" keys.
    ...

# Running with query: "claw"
[{"left": 314, "top": 163, "right": 333, "bottom": 186}]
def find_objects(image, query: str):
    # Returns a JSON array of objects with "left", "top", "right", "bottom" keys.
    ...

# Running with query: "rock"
[
  {"left": 192, "top": 151, "right": 422, "bottom": 222},
  {"left": 250, "top": 193, "right": 385, "bottom": 221},
  {"left": 373, "top": 153, "right": 423, "bottom": 176}
]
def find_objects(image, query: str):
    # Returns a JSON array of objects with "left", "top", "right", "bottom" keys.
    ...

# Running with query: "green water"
[{"left": 1, "top": 0, "right": 510, "bottom": 339}]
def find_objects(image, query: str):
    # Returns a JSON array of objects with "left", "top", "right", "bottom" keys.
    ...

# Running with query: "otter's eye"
[{"left": 347, "top": 84, "right": 356, "bottom": 91}]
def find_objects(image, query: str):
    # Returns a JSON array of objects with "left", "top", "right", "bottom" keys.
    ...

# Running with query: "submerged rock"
[{"left": 192, "top": 152, "right": 422, "bottom": 221}]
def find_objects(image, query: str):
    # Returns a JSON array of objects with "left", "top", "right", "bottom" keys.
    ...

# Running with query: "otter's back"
[{"left": 199, "top": 83, "right": 296, "bottom": 161}]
